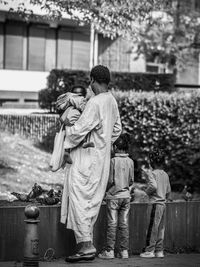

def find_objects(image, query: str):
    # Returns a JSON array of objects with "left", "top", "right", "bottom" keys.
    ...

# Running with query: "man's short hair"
[{"left": 90, "top": 65, "right": 110, "bottom": 85}]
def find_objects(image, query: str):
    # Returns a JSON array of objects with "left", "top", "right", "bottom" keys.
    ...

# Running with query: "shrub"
[
  {"left": 110, "top": 72, "right": 175, "bottom": 92},
  {"left": 113, "top": 90, "right": 200, "bottom": 192},
  {"left": 38, "top": 69, "right": 175, "bottom": 112},
  {"left": 38, "top": 89, "right": 200, "bottom": 192},
  {"left": 38, "top": 69, "right": 90, "bottom": 112}
]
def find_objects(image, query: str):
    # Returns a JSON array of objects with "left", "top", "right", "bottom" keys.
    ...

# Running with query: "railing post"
[{"left": 23, "top": 205, "right": 40, "bottom": 267}]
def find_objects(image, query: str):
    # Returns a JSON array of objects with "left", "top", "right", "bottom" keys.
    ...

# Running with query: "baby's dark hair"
[
  {"left": 114, "top": 133, "right": 130, "bottom": 152},
  {"left": 71, "top": 85, "right": 87, "bottom": 97},
  {"left": 90, "top": 65, "right": 110, "bottom": 85},
  {"left": 149, "top": 148, "right": 165, "bottom": 169}
]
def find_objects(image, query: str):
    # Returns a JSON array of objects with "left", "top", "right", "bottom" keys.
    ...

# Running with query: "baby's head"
[
  {"left": 71, "top": 85, "right": 87, "bottom": 97},
  {"left": 148, "top": 148, "right": 165, "bottom": 169},
  {"left": 114, "top": 133, "right": 130, "bottom": 153}
]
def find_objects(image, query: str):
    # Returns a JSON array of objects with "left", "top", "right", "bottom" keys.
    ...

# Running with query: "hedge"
[
  {"left": 113, "top": 90, "right": 200, "bottom": 193},
  {"left": 2, "top": 90, "right": 200, "bottom": 192},
  {"left": 39, "top": 69, "right": 175, "bottom": 112}
]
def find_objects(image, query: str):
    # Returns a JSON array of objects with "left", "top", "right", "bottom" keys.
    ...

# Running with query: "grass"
[
  {"left": 0, "top": 130, "right": 199, "bottom": 204},
  {"left": 0, "top": 131, "right": 65, "bottom": 195}
]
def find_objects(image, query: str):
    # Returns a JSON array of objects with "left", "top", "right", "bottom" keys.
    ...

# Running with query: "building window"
[
  {"left": 146, "top": 62, "right": 166, "bottom": 73},
  {"left": 72, "top": 32, "right": 90, "bottom": 70},
  {"left": 28, "top": 24, "right": 47, "bottom": 71},
  {"left": 57, "top": 27, "right": 90, "bottom": 70},
  {"left": 57, "top": 27, "right": 72, "bottom": 69},
  {"left": 0, "top": 20, "right": 90, "bottom": 71},
  {"left": 4, "top": 21, "right": 24, "bottom": 70}
]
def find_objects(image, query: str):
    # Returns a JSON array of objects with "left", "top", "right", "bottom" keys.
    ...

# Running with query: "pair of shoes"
[
  {"left": 119, "top": 250, "right": 129, "bottom": 259},
  {"left": 155, "top": 251, "right": 164, "bottom": 258},
  {"left": 140, "top": 251, "right": 155, "bottom": 258},
  {"left": 65, "top": 252, "right": 95, "bottom": 263},
  {"left": 98, "top": 250, "right": 114, "bottom": 259}
]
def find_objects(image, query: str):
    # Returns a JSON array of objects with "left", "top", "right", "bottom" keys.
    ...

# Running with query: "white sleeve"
[
  {"left": 64, "top": 100, "right": 99, "bottom": 149},
  {"left": 111, "top": 108, "right": 122, "bottom": 144},
  {"left": 145, "top": 171, "right": 157, "bottom": 195}
]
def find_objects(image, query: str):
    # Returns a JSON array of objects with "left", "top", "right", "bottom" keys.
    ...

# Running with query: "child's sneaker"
[
  {"left": 98, "top": 250, "right": 114, "bottom": 259},
  {"left": 155, "top": 251, "right": 164, "bottom": 258},
  {"left": 140, "top": 251, "right": 155, "bottom": 258},
  {"left": 120, "top": 250, "right": 129, "bottom": 259}
]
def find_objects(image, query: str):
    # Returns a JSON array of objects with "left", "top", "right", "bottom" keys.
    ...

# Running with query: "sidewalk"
[{"left": 1, "top": 254, "right": 200, "bottom": 267}]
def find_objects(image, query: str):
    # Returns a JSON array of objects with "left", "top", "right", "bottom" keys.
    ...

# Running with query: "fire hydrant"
[{"left": 23, "top": 205, "right": 40, "bottom": 267}]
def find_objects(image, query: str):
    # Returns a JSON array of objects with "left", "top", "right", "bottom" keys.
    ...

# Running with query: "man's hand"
[{"left": 61, "top": 150, "right": 73, "bottom": 168}]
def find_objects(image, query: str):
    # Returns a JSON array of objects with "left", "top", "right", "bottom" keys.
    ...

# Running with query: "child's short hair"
[
  {"left": 71, "top": 85, "right": 86, "bottom": 97},
  {"left": 114, "top": 133, "right": 130, "bottom": 152},
  {"left": 90, "top": 65, "right": 110, "bottom": 85},
  {"left": 149, "top": 148, "right": 165, "bottom": 168}
]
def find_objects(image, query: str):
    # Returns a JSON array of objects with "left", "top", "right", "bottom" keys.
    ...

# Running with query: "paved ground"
[{"left": 1, "top": 254, "right": 200, "bottom": 267}]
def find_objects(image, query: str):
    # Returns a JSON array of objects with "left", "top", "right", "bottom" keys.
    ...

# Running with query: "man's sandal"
[{"left": 65, "top": 252, "right": 95, "bottom": 263}]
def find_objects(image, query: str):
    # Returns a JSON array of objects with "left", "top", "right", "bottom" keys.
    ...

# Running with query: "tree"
[
  {"left": 136, "top": 1, "right": 200, "bottom": 72},
  {"left": 2, "top": 0, "right": 200, "bottom": 71}
]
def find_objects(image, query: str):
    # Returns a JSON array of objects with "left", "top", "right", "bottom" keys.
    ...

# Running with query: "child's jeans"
[
  {"left": 106, "top": 198, "right": 130, "bottom": 251},
  {"left": 145, "top": 203, "right": 166, "bottom": 252}
]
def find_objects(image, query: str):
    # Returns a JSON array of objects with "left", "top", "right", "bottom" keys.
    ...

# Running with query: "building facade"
[
  {"left": 0, "top": 9, "right": 141, "bottom": 108},
  {"left": 0, "top": 0, "right": 200, "bottom": 108}
]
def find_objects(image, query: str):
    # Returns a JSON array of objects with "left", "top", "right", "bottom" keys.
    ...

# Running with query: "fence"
[
  {"left": 0, "top": 114, "right": 59, "bottom": 141},
  {"left": 0, "top": 202, "right": 200, "bottom": 261}
]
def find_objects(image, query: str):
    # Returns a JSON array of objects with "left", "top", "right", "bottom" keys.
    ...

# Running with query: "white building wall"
[
  {"left": 129, "top": 50, "right": 146, "bottom": 73},
  {"left": 0, "top": 70, "right": 48, "bottom": 92}
]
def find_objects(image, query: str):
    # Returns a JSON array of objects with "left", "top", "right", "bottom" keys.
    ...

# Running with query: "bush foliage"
[
  {"left": 39, "top": 69, "right": 175, "bottom": 112},
  {"left": 39, "top": 89, "right": 200, "bottom": 192},
  {"left": 39, "top": 70, "right": 199, "bottom": 192},
  {"left": 113, "top": 90, "right": 200, "bottom": 192}
]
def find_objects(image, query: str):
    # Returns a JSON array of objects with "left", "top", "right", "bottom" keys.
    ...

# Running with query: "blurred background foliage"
[
  {"left": 39, "top": 86, "right": 200, "bottom": 193},
  {"left": 114, "top": 90, "right": 200, "bottom": 193},
  {"left": 39, "top": 69, "right": 175, "bottom": 112}
]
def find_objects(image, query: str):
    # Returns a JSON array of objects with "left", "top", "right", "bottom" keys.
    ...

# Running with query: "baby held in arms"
[{"left": 56, "top": 85, "right": 95, "bottom": 165}]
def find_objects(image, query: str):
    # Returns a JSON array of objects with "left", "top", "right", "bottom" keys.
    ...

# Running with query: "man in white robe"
[{"left": 60, "top": 65, "right": 122, "bottom": 262}]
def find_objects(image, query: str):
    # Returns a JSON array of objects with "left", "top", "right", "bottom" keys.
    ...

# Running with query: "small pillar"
[{"left": 23, "top": 205, "right": 40, "bottom": 267}]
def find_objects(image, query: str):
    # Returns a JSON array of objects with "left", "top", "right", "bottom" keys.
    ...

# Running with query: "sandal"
[{"left": 65, "top": 252, "right": 95, "bottom": 263}]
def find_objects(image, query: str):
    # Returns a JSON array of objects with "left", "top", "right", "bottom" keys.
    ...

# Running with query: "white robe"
[{"left": 60, "top": 92, "right": 122, "bottom": 243}]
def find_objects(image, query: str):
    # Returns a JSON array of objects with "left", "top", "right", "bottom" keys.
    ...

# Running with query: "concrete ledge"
[{"left": 0, "top": 202, "right": 200, "bottom": 261}]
